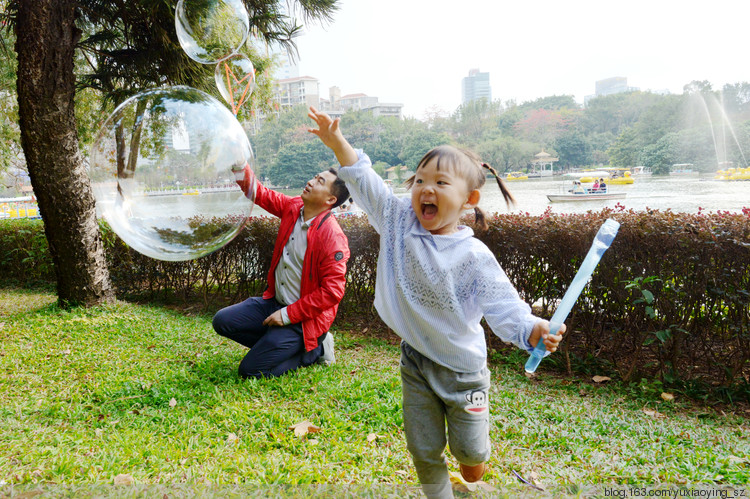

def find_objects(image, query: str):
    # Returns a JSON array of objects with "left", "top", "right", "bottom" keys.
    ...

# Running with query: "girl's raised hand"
[
  {"left": 307, "top": 106, "right": 359, "bottom": 167},
  {"left": 307, "top": 106, "right": 343, "bottom": 149}
]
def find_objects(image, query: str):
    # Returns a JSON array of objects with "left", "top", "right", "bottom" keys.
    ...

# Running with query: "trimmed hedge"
[
  {"left": 478, "top": 208, "right": 750, "bottom": 400},
  {"left": 1, "top": 207, "right": 748, "bottom": 399},
  {"left": 0, "top": 218, "right": 55, "bottom": 287}
]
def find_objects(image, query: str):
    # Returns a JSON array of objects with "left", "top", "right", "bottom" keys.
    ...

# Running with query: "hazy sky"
[{"left": 293, "top": 0, "right": 749, "bottom": 119}]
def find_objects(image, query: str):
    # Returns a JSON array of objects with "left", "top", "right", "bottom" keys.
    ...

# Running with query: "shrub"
[
  {"left": 0, "top": 218, "right": 54, "bottom": 287},
  {"left": 476, "top": 207, "right": 750, "bottom": 398},
  {"left": 2, "top": 207, "right": 748, "bottom": 398}
]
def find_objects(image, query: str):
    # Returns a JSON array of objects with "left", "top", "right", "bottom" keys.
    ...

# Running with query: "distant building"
[
  {"left": 596, "top": 77, "right": 629, "bottom": 96},
  {"left": 274, "top": 76, "right": 320, "bottom": 109},
  {"left": 258, "top": 39, "right": 300, "bottom": 81},
  {"left": 339, "top": 92, "right": 379, "bottom": 111},
  {"left": 385, "top": 165, "right": 409, "bottom": 181},
  {"left": 368, "top": 103, "right": 403, "bottom": 119},
  {"left": 462, "top": 69, "right": 491, "bottom": 104},
  {"left": 274, "top": 50, "right": 299, "bottom": 81},
  {"left": 584, "top": 77, "right": 640, "bottom": 105},
  {"left": 269, "top": 81, "right": 403, "bottom": 122},
  {"left": 319, "top": 87, "right": 403, "bottom": 119}
]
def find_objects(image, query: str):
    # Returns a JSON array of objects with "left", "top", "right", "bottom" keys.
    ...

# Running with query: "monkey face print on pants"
[{"left": 464, "top": 389, "right": 488, "bottom": 414}]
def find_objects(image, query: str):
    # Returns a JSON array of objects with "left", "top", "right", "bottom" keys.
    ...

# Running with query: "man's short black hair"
[{"left": 328, "top": 168, "right": 350, "bottom": 209}]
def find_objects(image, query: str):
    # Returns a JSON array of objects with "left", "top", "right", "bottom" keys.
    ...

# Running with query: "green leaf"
[{"left": 655, "top": 329, "right": 672, "bottom": 343}]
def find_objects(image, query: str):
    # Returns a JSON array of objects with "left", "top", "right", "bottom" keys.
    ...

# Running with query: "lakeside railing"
[{"left": 0, "top": 196, "right": 39, "bottom": 219}]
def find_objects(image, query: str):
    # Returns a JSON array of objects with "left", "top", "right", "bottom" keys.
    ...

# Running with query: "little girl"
[{"left": 308, "top": 107, "right": 565, "bottom": 498}]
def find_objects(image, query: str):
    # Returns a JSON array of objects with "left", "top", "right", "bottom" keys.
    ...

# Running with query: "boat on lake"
[
  {"left": 715, "top": 167, "right": 750, "bottom": 181},
  {"left": 505, "top": 171, "right": 529, "bottom": 181},
  {"left": 570, "top": 168, "right": 635, "bottom": 184},
  {"left": 670, "top": 163, "right": 698, "bottom": 175},
  {"left": 599, "top": 167, "right": 635, "bottom": 184},
  {"left": 547, "top": 180, "right": 626, "bottom": 203},
  {"left": 547, "top": 191, "right": 627, "bottom": 202}
]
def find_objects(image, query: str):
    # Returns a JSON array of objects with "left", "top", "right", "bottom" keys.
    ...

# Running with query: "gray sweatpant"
[{"left": 399, "top": 341, "right": 491, "bottom": 499}]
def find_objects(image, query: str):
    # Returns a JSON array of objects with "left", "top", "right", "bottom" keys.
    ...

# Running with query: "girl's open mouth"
[{"left": 421, "top": 203, "right": 437, "bottom": 220}]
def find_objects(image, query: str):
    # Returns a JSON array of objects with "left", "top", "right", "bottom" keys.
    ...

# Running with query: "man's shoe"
[{"left": 318, "top": 332, "right": 335, "bottom": 365}]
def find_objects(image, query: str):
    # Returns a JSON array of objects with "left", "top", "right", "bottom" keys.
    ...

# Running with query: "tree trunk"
[{"left": 15, "top": 0, "right": 114, "bottom": 307}]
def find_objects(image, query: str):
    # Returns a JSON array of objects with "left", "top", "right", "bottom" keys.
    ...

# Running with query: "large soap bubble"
[
  {"left": 175, "top": 0, "right": 250, "bottom": 64},
  {"left": 89, "top": 86, "right": 255, "bottom": 261}
]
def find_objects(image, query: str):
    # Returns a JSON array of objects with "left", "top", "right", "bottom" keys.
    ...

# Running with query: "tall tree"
[
  {"left": 449, "top": 98, "right": 502, "bottom": 143},
  {"left": 477, "top": 135, "right": 528, "bottom": 173},
  {"left": 721, "top": 82, "right": 750, "bottom": 120},
  {"left": 14, "top": 0, "right": 113, "bottom": 306},
  {"left": 518, "top": 94, "right": 578, "bottom": 112},
  {"left": 639, "top": 133, "right": 677, "bottom": 175},
  {"left": 513, "top": 108, "right": 573, "bottom": 148},
  {"left": 267, "top": 139, "right": 332, "bottom": 188},
  {"left": 398, "top": 123, "right": 449, "bottom": 170},
  {"left": 4, "top": 0, "right": 338, "bottom": 307},
  {"left": 340, "top": 111, "right": 404, "bottom": 166},
  {"left": 582, "top": 91, "right": 663, "bottom": 137},
  {"left": 253, "top": 105, "right": 313, "bottom": 177},
  {"left": 554, "top": 130, "right": 592, "bottom": 168},
  {"left": 0, "top": 24, "right": 22, "bottom": 187}
]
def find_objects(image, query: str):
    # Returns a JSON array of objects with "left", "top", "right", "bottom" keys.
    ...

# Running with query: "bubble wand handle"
[{"left": 524, "top": 218, "right": 620, "bottom": 374}]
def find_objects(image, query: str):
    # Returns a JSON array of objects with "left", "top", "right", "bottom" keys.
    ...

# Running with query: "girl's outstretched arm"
[
  {"left": 307, "top": 106, "right": 402, "bottom": 235},
  {"left": 307, "top": 107, "right": 358, "bottom": 166}
]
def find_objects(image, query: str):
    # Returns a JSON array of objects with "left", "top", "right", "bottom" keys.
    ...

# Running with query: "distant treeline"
[{"left": 251, "top": 81, "right": 750, "bottom": 187}]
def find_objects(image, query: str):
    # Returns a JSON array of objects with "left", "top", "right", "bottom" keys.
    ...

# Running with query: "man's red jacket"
[{"left": 251, "top": 179, "right": 350, "bottom": 352}]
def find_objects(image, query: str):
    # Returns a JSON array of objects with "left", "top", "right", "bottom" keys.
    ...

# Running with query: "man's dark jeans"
[{"left": 212, "top": 297, "right": 323, "bottom": 378}]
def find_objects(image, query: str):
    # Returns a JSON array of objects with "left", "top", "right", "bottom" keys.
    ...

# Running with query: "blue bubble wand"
[{"left": 525, "top": 218, "right": 620, "bottom": 374}]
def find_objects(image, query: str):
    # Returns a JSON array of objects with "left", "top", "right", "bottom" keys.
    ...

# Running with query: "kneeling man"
[{"left": 213, "top": 165, "right": 350, "bottom": 378}]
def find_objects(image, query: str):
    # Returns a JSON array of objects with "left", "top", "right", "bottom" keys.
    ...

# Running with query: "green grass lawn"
[{"left": 1, "top": 288, "right": 748, "bottom": 496}]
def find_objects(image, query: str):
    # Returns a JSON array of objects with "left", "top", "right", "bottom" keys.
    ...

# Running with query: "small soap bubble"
[
  {"left": 175, "top": 0, "right": 250, "bottom": 65},
  {"left": 214, "top": 53, "right": 255, "bottom": 115}
]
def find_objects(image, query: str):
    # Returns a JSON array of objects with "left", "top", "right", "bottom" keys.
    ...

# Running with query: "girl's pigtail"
[
  {"left": 473, "top": 206, "right": 489, "bottom": 232},
  {"left": 475, "top": 162, "right": 515, "bottom": 232},
  {"left": 482, "top": 163, "right": 516, "bottom": 207},
  {"left": 404, "top": 174, "right": 416, "bottom": 189}
]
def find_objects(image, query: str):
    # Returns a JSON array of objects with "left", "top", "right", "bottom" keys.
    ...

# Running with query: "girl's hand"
[
  {"left": 307, "top": 106, "right": 359, "bottom": 166},
  {"left": 530, "top": 320, "right": 566, "bottom": 353},
  {"left": 307, "top": 106, "right": 343, "bottom": 149}
]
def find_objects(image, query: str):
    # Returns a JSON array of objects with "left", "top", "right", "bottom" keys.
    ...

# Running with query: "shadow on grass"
[{"left": 0, "top": 286, "right": 58, "bottom": 318}]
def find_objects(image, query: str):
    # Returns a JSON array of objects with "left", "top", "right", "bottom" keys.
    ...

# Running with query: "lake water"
[
  {"left": 92, "top": 174, "right": 748, "bottom": 221},
  {"left": 257, "top": 174, "right": 749, "bottom": 217},
  {"left": 478, "top": 174, "right": 749, "bottom": 216}
]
